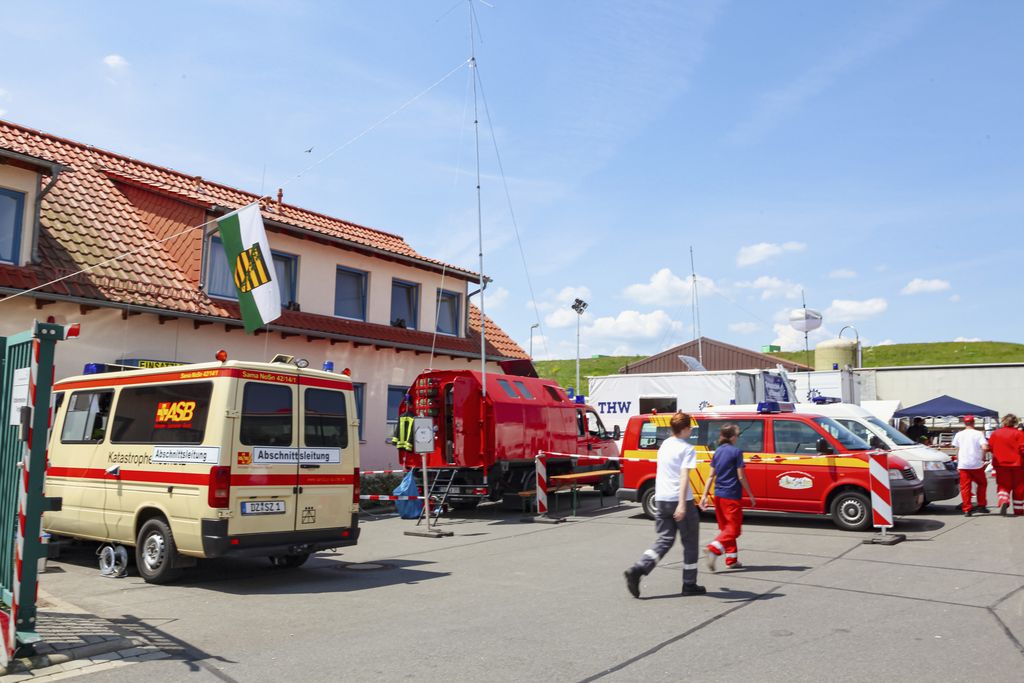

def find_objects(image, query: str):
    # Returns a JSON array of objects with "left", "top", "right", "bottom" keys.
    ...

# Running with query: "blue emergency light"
[
  {"left": 757, "top": 401, "right": 796, "bottom": 414},
  {"left": 322, "top": 361, "right": 334, "bottom": 372},
  {"left": 811, "top": 396, "right": 842, "bottom": 405},
  {"left": 574, "top": 395, "right": 586, "bottom": 405}
]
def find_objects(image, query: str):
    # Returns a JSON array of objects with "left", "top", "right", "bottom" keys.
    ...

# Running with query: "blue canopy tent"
[{"left": 892, "top": 394, "right": 998, "bottom": 419}]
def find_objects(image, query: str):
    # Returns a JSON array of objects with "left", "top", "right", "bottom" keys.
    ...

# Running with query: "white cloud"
[
  {"left": 953, "top": 336, "right": 981, "bottom": 343},
  {"left": 103, "top": 54, "right": 129, "bottom": 70},
  {"left": 485, "top": 286, "right": 509, "bottom": 311},
  {"left": 874, "top": 339, "right": 896, "bottom": 346},
  {"left": 736, "top": 275, "right": 803, "bottom": 300},
  {"left": 736, "top": 241, "right": 806, "bottom": 267},
  {"left": 622, "top": 268, "right": 718, "bottom": 303},
  {"left": 825, "top": 297, "right": 888, "bottom": 322},
  {"left": 771, "top": 323, "right": 831, "bottom": 352},
  {"left": 901, "top": 278, "right": 950, "bottom": 295},
  {"left": 537, "top": 285, "right": 593, "bottom": 327},
  {"left": 585, "top": 310, "right": 684, "bottom": 343},
  {"left": 545, "top": 307, "right": 585, "bottom": 329},
  {"left": 728, "top": 321, "right": 761, "bottom": 334},
  {"left": 949, "top": 294, "right": 961, "bottom": 303},
  {"left": 829, "top": 268, "right": 857, "bottom": 279}
]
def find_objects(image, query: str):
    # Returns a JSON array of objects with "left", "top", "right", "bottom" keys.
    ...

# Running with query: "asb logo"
[
  {"left": 233, "top": 244, "right": 271, "bottom": 293},
  {"left": 237, "top": 451, "right": 252, "bottom": 465}
]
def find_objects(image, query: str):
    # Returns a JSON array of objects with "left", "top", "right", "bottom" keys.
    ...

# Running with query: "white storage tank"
[{"left": 815, "top": 337, "right": 859, "bottom": 371}]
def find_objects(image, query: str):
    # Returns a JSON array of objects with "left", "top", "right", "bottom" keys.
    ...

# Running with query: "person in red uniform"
[
  {"left": 988, "top": 413, "right": 1024, "bottom": 516},
  {"left": 699, "top": 424, "right": 756, "bottom": 570}
]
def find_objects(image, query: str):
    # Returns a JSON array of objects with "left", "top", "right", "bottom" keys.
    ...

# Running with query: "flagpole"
[{"left": 470, "top": 3, "right": 486, "bottom": 397}]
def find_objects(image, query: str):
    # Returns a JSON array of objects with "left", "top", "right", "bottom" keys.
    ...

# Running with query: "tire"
[
  {"left": 450, "top": 500, "right": 480, "bottom": 511},
  {"left": 135, "top": 518, "right": 183, "bottom": 584},
  {"left": 830, "top": 490, "right": 872, "bottom": 531},
  {"left": 597, "top": 473, "right": 619, "bottom": 497},
  {"left": 640, "top": 486, "right": 657, "bottom": 520},
  {"left": 270, "top": 553, "right": 310, "bottom": 568}
]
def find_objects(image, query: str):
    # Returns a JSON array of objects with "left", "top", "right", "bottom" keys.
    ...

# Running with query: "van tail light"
[
  {"left": 208, "top": 466, "right": 231, "bottom": 508},
  {"left": 352, "top": 468, "right": 360, "bottom": 504}
]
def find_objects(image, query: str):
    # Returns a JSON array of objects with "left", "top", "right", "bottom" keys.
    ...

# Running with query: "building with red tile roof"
[{"left": 0, "top": 119, "right": 527, "bottom": 468}]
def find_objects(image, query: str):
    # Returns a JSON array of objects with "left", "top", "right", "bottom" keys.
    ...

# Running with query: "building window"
[
  {"left": 391, "top": 279, "right": 419, "bottom": 329},
  {"left": 435, "top": 289, "right": 461, "bottom": 336},
  {"left": 386, "top": 385, "right": 407, "bottom": 433},
  {"left": 206, "top": 236, "right": 298, "bottom": 305},
  {"left": 0, "top": 187, "right": 26, "bottom": 265},
  {"left": 335, "top": 266, "right": 368, "bottom": 321},
  {"left": 352, "top": 383, "right": 365, "bottom": 441}
]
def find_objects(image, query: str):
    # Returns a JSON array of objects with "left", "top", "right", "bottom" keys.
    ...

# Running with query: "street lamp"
[
  {"left": 529, "top": 323, "right": 539, "bottom": 358},
  {"left": 571, "top": 298, "right": 588, "bottom": 396}
]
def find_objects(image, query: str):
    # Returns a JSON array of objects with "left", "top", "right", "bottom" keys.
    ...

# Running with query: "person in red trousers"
[
  {"left": 987, "top": 413, "right": 1024, "bottom": 516},
  {"left": 953, "top": 415, "right": 990, "bottom": 516},
  {"left": 699, "top": 424, "right": 756, "bottom": 570}
]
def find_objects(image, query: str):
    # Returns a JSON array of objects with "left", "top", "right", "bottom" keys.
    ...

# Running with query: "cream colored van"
[{"left": 44, "top": 357, "right": 360, "bottom": 583}]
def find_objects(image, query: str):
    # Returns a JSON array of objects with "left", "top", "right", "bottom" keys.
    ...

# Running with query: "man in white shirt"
[
  {"left": 953, "top": 415, "right": 990, "bottom": 516},
  {"left": 624, "top": 412, "right": 705, "bottom": 598}
]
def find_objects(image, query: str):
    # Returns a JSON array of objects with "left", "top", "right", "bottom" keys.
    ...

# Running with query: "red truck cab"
[
  {"left": 396, "top": 370, "right": 619, "bottom": 508},
  {"left": 616, "top": 404, "right": 924, "bottom": 530}
]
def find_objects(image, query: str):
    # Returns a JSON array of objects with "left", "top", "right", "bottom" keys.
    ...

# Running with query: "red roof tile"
[{"left": 0, "top": 118, "right": 527, "bottom": 361}]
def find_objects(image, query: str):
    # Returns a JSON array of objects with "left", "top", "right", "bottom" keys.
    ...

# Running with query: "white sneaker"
[{"left": 705, "top": 551, "right": 717, "bottom": 572}]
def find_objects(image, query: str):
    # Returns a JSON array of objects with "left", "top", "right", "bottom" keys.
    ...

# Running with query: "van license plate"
[{"left": 241, "top": 501, "right": 286, "bottom": 515}]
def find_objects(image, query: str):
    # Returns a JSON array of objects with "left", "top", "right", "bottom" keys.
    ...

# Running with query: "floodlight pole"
[{"left": 572, "top": 298, "right": 588, "bottom": 395}]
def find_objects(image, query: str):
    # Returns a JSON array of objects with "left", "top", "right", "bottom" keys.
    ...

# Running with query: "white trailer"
[{"left": 587, "top": 369, "right": 797, "bottom": 438}]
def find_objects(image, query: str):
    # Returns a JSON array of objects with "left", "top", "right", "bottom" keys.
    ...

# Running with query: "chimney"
[{"left": 276, "top": 188, "right": 283, "bottom": 213}]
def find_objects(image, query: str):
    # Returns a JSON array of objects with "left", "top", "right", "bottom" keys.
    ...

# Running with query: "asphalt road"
[{"left": 33, "top": 495, "right": 1024, "bottom": 681}]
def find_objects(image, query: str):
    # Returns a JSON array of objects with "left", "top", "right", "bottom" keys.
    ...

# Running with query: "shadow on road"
[
  {"left": 640, "top": 588, "right": 785, "bottom": 603},
  {"left": 49, "top": 543, "right": 448, "bottom": 596},
  {"left": 111, "top": 614, "right": 241, "bottom": 682}
]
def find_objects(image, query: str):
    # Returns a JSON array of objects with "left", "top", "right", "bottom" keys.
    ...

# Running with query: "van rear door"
[
  {"left": 229, "top": 380, "right": 299, "bottom": 536},
  {"left": 295, "top": 384, "right": 355, "bottom": 531}
]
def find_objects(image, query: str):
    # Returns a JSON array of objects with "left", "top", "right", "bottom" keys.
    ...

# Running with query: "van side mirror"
[
  {"left": 612, "top": 425, "right": 621, "bottom": 441},
  {"left": 869, "top": 435, "right": 889, "bottom": 451},
  {"left": 816, "top": 438, "right": 835, "bottom": 455}
]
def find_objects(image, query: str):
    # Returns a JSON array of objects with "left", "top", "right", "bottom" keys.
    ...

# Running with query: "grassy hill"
[
  {"left": 533, "top": 355, "right": 643, "bottom": 390},
  {"left": 768, "top": 341, "right": 1024, "bottom": 368}
]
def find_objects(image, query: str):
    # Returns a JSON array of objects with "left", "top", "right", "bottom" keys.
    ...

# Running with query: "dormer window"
[
  {"left": 0, "top": 187, "right": 26, "bottom": 265},
  {"left": 207, "top": 236, "right": 298, "bottom": 305}
]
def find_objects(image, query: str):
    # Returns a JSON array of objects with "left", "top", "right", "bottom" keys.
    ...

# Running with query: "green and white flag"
[{"left": 216, "top": 203, "right": 281, "bottom": 333}]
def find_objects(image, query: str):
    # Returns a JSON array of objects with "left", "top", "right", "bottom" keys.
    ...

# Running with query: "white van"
[
  {"left": 784, "top": 403, "right": 959, "bottom": 505},
  {"left": 44, "top": 356, "right": 360, "bottom": 583}
]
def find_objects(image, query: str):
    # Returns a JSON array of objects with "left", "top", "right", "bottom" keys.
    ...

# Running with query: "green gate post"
[{"left": 1, "top": 321, "right": 76, "bottom": 665}]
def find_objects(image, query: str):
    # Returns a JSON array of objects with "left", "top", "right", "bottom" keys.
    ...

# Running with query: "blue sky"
[{"left": 2, "top": 1, "right": 1021, "bottom": 359}]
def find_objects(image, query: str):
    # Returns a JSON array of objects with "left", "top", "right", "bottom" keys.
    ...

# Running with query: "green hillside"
[
  {"left": 768, "top": 341, "right": 1024, "bottom": 368},
  {"left": 533, "top": 355, "right": 643, "bottom": 391}
]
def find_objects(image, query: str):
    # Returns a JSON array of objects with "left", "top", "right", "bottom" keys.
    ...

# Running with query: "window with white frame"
[
  {"left": 335, "top": 266, "right": 368, "bottom": 321},
  {"left": 206, "top": 236, "right": 298, "bottom": 305},
  {"left": 0, "top": 187, "right": 26, "bottom": 265},
  {"left": 390, "top": 279, "right": 419, "bottom": 329},
  {"left": 435, "top": 289, "right": 461, "bottom": 336}
]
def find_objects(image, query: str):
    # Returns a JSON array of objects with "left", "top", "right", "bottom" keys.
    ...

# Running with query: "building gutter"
[{"left": 1, "top": 288, "right": 518, "bottom": 363}]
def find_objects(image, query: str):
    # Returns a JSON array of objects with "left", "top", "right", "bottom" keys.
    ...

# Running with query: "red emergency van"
[{"left": 616, "top": 404, "right": 924, "bottom": 530}]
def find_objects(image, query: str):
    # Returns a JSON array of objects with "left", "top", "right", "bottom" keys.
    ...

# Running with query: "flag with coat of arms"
[{"left": 216, "top": 203, "right": 281, "bottom": 333}]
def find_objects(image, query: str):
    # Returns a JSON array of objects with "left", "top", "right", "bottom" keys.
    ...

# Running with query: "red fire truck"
[{"left": 395, "top": 370, "right": 620, "bottom": 509}]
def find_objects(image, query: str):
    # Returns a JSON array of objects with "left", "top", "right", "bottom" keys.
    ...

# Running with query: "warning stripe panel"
[{"left": 47, "top": 467, "right": 354, "bottom": 487}]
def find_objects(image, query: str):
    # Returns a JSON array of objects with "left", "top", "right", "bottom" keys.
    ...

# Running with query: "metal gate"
[{"left": 0, "top": 320, "right": 76, "bottom": 665}]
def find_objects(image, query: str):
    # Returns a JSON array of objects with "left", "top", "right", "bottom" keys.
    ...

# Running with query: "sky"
[{"left": 1, "top": 0, "right": 1022, "bottom": 360}]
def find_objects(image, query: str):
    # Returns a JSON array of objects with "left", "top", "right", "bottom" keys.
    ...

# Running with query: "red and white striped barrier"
[
  {"left": 536, "top": 454, "right": 549, "bottom": 515},
  {"left": 867, "top": 452, "right": 893, "bottom": 529},
  {"left": 360, "top": 495, "right": 424, "bottom": 501},
  {"left": 360, "top": 469, "right": 408, "bottom": 476}
]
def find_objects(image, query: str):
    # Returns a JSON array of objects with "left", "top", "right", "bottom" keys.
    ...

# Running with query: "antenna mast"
[
  {"left": 469, "top": 1, "right": 486, "bottom": 396},
  {"left": 690, "top": 246, "right": 703, "bottom": 364}
]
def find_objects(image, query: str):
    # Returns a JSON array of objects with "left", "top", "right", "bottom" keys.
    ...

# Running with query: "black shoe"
[
  {"left": 975, "top": 506, "right": 991, "bottom": 514},
  {"left": 964, "top": 509, "right": 974, "bottom": 517},
  {"left": 681, "top": 583, "right": 707, "bottom": 596},
  {"left": 624, "top": 568, "right": 641, "bottom": 598},
  {"left": 1000, "top": 503, "right": 1009, "bottom": 516}
]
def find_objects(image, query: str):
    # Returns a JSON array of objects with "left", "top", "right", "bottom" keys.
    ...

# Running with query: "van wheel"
[
  {"left": 830, "top": 490, "right": 872, "bottom": 531},
  {"left": 135, "top": 518, "right": 182, "bottom": 584},
  {"left": 597, "top": 473, "right": 619, "bottom": 497},
  {"left": 270, "top": 553, "right": 310, "bottom": 568},
  {"left": 640, "top": 486, "right": 657, "bottom": 520}
]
